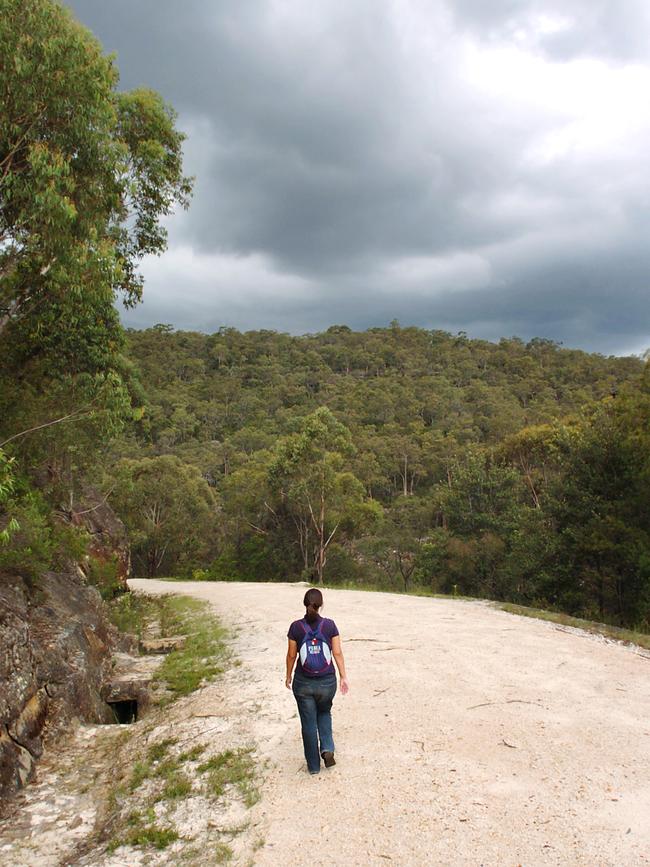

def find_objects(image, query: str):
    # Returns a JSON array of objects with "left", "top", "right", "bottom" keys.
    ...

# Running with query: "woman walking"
[{"left": 285, "top": 588, "right": 349, "bottom": 774}]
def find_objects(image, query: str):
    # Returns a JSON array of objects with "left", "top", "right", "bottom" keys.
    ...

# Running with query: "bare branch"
[
  {"left": 71, "top": 486, "right": 115, "bottom": 516},
  {"left": 323, "top": 521, "right": 340, "bottom": 551},
  {"left": 0, "top": 409, "right": 92, "bottom": 448}
]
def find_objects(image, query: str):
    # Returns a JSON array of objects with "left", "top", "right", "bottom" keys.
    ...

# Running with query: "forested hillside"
[
  {"left": 1, "top": 1, "right": 648, "bottom": 649},
  {"left": 94, "top": 324, "right": 648, "bottom": 630}
]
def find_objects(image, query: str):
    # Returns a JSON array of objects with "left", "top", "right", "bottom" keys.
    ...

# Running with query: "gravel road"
[{"left": 131, "top": 579, "right": 650, "bottom": 867}]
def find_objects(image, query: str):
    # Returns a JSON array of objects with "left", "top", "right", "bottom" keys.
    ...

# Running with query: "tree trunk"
[{"left": 316, "top": 488, "right": 326, "bottom": 584}]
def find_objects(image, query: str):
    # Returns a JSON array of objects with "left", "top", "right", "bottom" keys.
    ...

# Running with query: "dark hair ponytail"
[{"left": 303, "top": 587, "right": 323, "bottom": 624}]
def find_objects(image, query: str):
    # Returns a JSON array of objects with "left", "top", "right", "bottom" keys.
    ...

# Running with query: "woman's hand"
[
  {"left": 285, "top": 677, "right": 292, "bottom": 690},
  {"left": 340, "top": 677, "right": 350, "bottom": 695}
]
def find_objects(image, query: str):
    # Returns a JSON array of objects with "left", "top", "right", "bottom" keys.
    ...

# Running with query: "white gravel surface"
[{"left": 130, "top": 579, "right": 650, "bottom": 867}]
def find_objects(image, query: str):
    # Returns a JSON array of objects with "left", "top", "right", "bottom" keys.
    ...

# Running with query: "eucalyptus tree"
[
  {"left": 111, "top": 455, "right": 218, "bottom": 578},
  {"left": 269, "top": 407, "right": 381, "bottom": 583},
  {"left": 0, "top": 0, "right": 192, "bottom": 449}
]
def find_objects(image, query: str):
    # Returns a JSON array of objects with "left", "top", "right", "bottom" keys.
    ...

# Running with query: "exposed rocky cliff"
[
  {"left": 0, "top": 489, "right": 130, "bottom": 802},
  {"left": 0, "top": 571, "right": 118, "bottom": 800}
]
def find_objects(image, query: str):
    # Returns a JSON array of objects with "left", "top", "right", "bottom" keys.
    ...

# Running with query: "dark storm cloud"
[
  {"left": 66, "top": 0, "right": 650, "bottom": 354},
  {"left": 68, "top": 0, "right": 506, "bottom": 271}
]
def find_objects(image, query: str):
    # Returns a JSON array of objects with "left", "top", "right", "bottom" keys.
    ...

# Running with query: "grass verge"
[
  {"left": 107, "top": 593, "right": 229, "bottom": 701},
  {"left": 497, "top": 602, "right": 650, "bottom": 651},
  {"left": 330, "top": 583, "right": 650, "bottom": 650},
  {"left": 105, "top": 738, "right": 259, "bottom": 856},
  {"left": 101, "top": 592, "right": 259, "bottom": 859}
]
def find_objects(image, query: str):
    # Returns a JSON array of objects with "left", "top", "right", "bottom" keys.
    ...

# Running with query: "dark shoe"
[{"left": 321, "top": 751, "right": 336, "bottom": 768}]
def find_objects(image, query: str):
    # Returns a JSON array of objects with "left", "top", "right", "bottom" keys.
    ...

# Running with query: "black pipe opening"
[{"left": 108, "top": 699, "right": 138, "bottom": 724}]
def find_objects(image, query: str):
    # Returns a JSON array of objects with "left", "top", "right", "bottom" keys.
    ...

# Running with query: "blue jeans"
[{"left": 292, "top": 670, "right": 337, "bottom": 773}]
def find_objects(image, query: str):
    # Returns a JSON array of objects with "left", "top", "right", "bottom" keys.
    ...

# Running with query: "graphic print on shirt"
[{"left": 299, "top": 621, "right": 332, "bottom": 674}]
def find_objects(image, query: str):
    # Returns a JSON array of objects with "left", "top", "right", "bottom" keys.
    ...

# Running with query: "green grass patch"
[
  {"left": 105, "top": 740, "right": 259, "bottom": 859},
  {"left": 107, "top": 591, "right": 208, "bottom": 640},
  {"left": 106, "top": 591, "right": 161, "bottom": 637},
  {"left": 178, "top": 744, "right": 206, "bottom": 762},
  {"left": 107, "top": 592, "right": 229, "bottom": 702},
  {"left": 127, "top": 739, "right": 191, "bottom": 794},
  {"left": 154, "top": 598, "right": 229, "bottom": 700},
  {"left": 110, "top": 824, "right": 179, "bottom": 852},
  {"left": 154, "top": 757, "right": 182, "bottom": 780},
  {"left": 327, "top": 583, "right": 650, "bottom": 645},
  {"left": 147, "top": 738, "right": 177, "bottom": 762},
  {"left": 214, "top": 842, "right": 234, "bottom": 863},
  {"left": 160, "top": 773, "right": 192, "bottom": 800},
  {"left": 102, "top": 591, "right": 260, "bottom": 860},
  {"left": 498, "top": 602, "right": 650, "bottom": 650},
  {"left": 128, "top": 760, "right": 151, "bottom": 792},
  {"left": 197, "top": 748, "right": 259, "bottom": 806}
]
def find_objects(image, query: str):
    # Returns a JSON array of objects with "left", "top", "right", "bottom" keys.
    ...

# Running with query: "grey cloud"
[
  {"left": 66, "top": 0, "right": 650, "bottom": 354},
  {"left": 68, "top": 0, "right": 537, "bottom": 270},
  {"left": 451, "top": 0, "right": 650, "bottom": 62}
]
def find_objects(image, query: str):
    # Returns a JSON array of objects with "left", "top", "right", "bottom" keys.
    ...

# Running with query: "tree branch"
[
  {"left": 0, "top": 409, "right": 92, "bottom": 448},
  {"left": 323, "top": 521, "right": 340, "bottom": 551},
  {"left": 71, "top": 486, "right": 115, "bottom": 516}
]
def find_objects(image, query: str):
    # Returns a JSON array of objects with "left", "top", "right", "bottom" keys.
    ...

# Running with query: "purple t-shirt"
[{"left": 288, "top": 616, "right": 339, "bottom": 677}]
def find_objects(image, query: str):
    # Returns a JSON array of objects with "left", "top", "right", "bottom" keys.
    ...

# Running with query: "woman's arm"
[
  {"left": 285, "top": 638, "right": 298, "bottom": 689},
  {"left": 331, "top": 635, "right": 349, "bottom": 694}
]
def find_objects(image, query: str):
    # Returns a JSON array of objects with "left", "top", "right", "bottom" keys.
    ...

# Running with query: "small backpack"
[{"left": 299, "top": 619, "right": 332, "bottom": 674}]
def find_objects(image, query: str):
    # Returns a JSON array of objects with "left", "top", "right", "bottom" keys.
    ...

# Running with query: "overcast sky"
[{"left": 67, "top": 0, "right": 650, "bottom": 355}]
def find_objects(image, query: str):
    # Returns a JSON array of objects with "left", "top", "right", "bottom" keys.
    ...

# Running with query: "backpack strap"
[{"left": 301, "top": 618, "right": 327, "bottom": 642}]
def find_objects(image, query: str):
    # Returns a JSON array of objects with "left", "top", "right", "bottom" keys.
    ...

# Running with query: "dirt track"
[{"left": 131, "top": 579, "right": 650, "bottom": 866}]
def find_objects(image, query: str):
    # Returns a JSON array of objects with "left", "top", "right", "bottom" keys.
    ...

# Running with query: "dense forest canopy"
[{"left": 91, "top": 324, "right": 647, "bottom": 631}]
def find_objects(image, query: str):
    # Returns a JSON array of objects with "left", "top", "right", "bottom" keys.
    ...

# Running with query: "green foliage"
[
  {"left": 110, "top": 325, "right": 648, "bottom": 630},
  {"left": 0, "top": 489, "right": 53, "bottom": 580},
  {"left": 110, "top": 823, "right": 179, "bottom": 852},
  {"left": 110, "top": 455, "right": 218, "bottom": 577},
  {"left": 0, "top": 0, "right": 191, "bottom": 374},
  {"left": 0, "top": 0, "right": 191, "bottom": 587},
  {"left": 106, "top": 592, "right": 229, "bottom": 705},
  {"left": 107, "top": 591, "right": 152, "bottom": 637},
  {"left": 0, "top": 449, "right": 20, "bottom": 544},
  {"left": 542, "top": 396, "right": 650, "bottom": 626},
  {"left": 152, "top": 596, "right": 229, "bottom": 699},
  {"left": 209, "top": 535, "right": 288, "bottom": 583},
  {"left": 319, "top": 542, "right": 373, "bottom": 586},
  {"left": 268, "top": 407, "right": 382, "bottom": 582},
  {"left": 0, "top": 477, "right": 89, "bottom": 581},
  {"left": 438, "top": 447, "right": 525, "bottom": 538},
  {"left": 86, "top": 554, "right": 123, "bottom": 600}
]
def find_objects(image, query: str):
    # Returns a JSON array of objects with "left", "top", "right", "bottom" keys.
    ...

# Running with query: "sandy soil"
[{"left": 128, "top": 579, "right": 650, "bottom": 867}]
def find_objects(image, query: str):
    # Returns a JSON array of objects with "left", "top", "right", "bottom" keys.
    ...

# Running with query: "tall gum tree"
[
  {"left": 269, "top": 407, "right": 381, "bottom": 584},
  {"left": 0, "top": 0, "right": 192, "bottom": 394}
]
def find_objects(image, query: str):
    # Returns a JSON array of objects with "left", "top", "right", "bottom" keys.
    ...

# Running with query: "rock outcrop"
[
  {"left": 0, "top": 570, "right": 118, "bottom": 801},
  {"left": 70, "top": 482, "right": 131, "bottom": 591}
]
